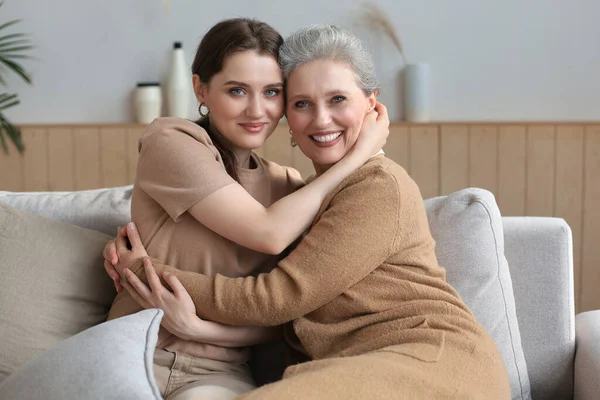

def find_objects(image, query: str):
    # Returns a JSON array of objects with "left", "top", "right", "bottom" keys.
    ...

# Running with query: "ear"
[
  {"left": 366, "top": 90, "right": 377, "bottom": 112},
  {"left": 192, "top": 74, "right": 208, "bottom": 103}
]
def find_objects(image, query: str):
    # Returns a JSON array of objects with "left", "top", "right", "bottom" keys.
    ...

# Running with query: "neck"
[
  {"left": 313, "top": 162, "right": 332, "bottom": 176},
  {"left": 234, "top": 149, "right": 253, "bottom": 169}
]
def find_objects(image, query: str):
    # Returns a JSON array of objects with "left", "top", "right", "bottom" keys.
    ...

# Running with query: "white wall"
[{"left": 3, "top": 0, "right": 599, "bottom": 123}]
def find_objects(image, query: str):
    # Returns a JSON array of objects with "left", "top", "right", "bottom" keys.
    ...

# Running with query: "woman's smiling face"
[{"left": 285, "top": 59, "right": 376, "bottom": 173}]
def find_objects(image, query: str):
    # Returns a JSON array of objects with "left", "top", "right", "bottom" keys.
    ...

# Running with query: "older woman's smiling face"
[{"left": 285, "top": 59, "right": 376, "bottom": 173}]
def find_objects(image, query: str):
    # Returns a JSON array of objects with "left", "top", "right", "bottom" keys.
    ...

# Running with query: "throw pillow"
[
  {"left": 0, "top": 309, "right": 163, "bottom": 400},
  {"left": 425, "top": 188, "right": 532, "bottom": 400},
  {"left": 0, "top": 203, "right": 115, "bottom": 382},
  {"left": 0, "top": 185, "right": 132, "bottom": 236}
]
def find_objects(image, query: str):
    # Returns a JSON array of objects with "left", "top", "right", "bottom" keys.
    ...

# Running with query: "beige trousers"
[{"left": 153, "top": 348, "right": 256, "bottom": 400}]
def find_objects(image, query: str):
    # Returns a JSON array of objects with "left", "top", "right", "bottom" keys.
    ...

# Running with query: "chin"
[
  {"left": 311, "top": 152, "right": 344, "bottom": 167},
  {"left": 237, "top": 137, "right": 268, "bottom": 150}
]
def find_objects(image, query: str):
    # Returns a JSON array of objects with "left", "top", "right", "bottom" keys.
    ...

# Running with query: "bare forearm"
[
  {"left": 263, "top": 152, "right": 366, "bottom": 253},
  {"left": 182, "top": 318, "right": 281, "bottom": 347},
  {"left": 188, "top": 152, "right": 370, "bottom": 256}
]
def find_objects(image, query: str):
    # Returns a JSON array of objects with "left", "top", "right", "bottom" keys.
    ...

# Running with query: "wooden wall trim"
[{"left": 1, "top": 122, "right": 599, "bottom": 313}]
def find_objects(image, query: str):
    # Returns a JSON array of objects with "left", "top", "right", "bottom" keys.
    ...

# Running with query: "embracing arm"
[
  {"left": 116, "top": 250, "right": 280, "bottom": 347},
  {"left": 179, "top": 316, "right": 281, "bottom": 347},
  {"left": 186, "top": 106, "right": 388, "bottom": 255},
  {"left": 139, "top": 106, "right": 388, "bottom": 256},
  {"left": 129, "top": 168, "right": 400, "bottom": 326}
]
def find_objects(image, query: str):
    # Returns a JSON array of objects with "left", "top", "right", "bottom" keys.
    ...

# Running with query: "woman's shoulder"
[
  {"left": 139, "top": 117, "right": 214, "bottom": 149},
  {"left": 362, "top": 156, "right": 416, "bottom": 187},
  {"left": 336, "top": 155, "right": 422, "bottom": 204},
  {"left": 347, "top": 156, "right": 403, "bottom": 186}
]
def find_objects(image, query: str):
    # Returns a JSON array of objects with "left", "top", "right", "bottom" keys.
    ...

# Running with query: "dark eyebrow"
[{"left": 224, "top": 80, "right": 283, "bottom": 88}]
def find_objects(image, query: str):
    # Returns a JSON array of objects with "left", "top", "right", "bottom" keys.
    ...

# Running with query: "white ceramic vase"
[
  {"left": 134, "top": 82, "right": 162, "bottom": 124},
  {"left": 403, "top": 63, "right": 431, "bottom": 122},
  {"left": 166, "top": 41, "right": 190, "bottom": 118}
]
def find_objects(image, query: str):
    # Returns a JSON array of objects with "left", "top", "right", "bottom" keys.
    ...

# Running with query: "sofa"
[{"left": 0, "top": 185, "right": 598, "bottom": 400}]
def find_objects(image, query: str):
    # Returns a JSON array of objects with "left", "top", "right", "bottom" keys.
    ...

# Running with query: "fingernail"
[{"left": 128, "top": 222, "right": 136, "bottom": 230}]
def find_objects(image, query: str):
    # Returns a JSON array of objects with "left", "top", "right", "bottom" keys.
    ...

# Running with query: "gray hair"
[{"left": 279, "top": 25, "right": 379, "bottom": 95}]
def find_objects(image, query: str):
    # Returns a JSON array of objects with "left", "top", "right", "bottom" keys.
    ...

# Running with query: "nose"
[
  {"left": 313, "top": 105, "right": 332, "bottom": 128},
  {"left": 245, "top": 95, "right": 265, "bottom": 119}
]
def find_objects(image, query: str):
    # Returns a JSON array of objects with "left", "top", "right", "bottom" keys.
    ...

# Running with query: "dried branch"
[{"left": 357, "top": 2, "right": 405, "bottom": 62}]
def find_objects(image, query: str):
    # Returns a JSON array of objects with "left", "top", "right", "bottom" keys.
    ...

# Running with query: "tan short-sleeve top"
[{"left": 107, "top": 117, "right": 304, "bottom": 361}]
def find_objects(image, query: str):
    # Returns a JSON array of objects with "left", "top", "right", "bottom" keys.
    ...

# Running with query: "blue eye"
[
  {"left": 265, "top": 88, "right": 280, "bottom": 97},
  {"left": 332, "top": 95, "right": 346, "bottom": 103},
  {"left": 229, "top": 88, "right": 245, "bottom": 96},
  {"left": 295, "top": 100, "right": 308, "bottom": 109}
]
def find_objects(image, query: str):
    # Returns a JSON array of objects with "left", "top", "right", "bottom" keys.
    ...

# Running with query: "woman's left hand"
[
  {"left": 121, "top": 257, "right": 200, "bottom": 339},
  {"left": 113, "top": 222, "right": 149, "bottom": 279},
  {"left": 352, "top": 101, "right": 389, "bottom": 156}
]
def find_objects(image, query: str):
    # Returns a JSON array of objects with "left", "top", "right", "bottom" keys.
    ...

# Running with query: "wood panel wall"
[{"left": 1, "top": 122, "right": 599, "bottom": 312}]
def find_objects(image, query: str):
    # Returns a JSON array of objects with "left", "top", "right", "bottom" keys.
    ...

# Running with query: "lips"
[
  {"left": 239, "top": 123, "right": 266, "bottom": 133},
  {"left": 309, "top": 131, "right": 344, "bottom": 146},
  {"left": 311, "top": 131, "right": 343, "bottom": 143}
]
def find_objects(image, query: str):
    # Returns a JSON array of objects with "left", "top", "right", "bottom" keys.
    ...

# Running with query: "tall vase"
[
  {"left": 403, "top": 63, "right": 431, "bottom": 122},
  {"left": 166, "top": 41, "right": 190, "bottom": 118}
]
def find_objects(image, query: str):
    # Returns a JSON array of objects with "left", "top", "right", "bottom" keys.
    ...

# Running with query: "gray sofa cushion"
[
  {"left": 0, "top": 185, "right": 133, "bottom": 236},
  {"left": 0, "top": 203, "right": 115, "bottom": 383},
  {"left": 0, "top": 309, "right": 163, "bottom": 400},
  {"left": 425, "top": 188, "right": 531, "bottom": 400}
]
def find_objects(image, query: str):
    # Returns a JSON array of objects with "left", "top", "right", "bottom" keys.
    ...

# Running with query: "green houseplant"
[{"left": 0, "top": 0, "right": 33, "bottom": 154}]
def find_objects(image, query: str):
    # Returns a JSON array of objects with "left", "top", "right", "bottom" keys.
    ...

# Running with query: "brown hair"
[{"left": 192, "top": 18, "right": 283, "bottom": 182}]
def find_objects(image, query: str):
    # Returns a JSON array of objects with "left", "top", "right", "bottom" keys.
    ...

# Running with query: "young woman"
[
  {"left": 104, "top": 19, "right": 388, "bottom": 400},
  {"left": 109, "top": 25, "right": 511, "bottom": 399}
]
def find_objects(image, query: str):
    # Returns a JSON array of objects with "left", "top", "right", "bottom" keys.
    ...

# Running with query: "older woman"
[{"left": 112, "top": 25, "right": 511, "bottom": 399}]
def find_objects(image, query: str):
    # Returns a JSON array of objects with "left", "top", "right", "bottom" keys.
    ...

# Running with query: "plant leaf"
[
  {"left": 0, "top": 127, "right": 7, "bottom": 153},
  {"left": 0, "top": 113, "right": 24, "bottom": 153},
  {"left": 0, "top": 92, "right": 18, "bottom": 107},
  {"left": 0, "top": 32, "right": 27, "bottom": 43},
  {"left": 0, "top": 45, "right": 34, "bottom": 53},
  {"left": 3, "top": 119, "right": 24, "bottom": 152},
  {"left": 0, "top": 64, "right": 6, "bottom": 85},
  {"left": 0, "top": 98, "right": 19, "bottom": 110},
  {"left": 0, "top": 54, "right": 34, "bottom": 60},
  {"left": 0, "top": 57, "right": 31, "bottom": 84},
  {"left": 0, "top": 39, "right": 31, "bottom": 50},
  {"left": 0, "top": 19, "right": 22, "bottom": 33}
]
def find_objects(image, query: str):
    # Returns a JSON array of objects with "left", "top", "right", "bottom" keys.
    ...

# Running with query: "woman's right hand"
[
  {"left": 349, "top": 101, "right": 390, "bottom": 159},
  {"left": 103, "top": 227, "right": 126, "bottom": 293},
  {"left": 121, "top": 257, "right": 201, "bottom": 340},
  {"left": 122, "top": 258, "right": 278, "bottom": 346}
]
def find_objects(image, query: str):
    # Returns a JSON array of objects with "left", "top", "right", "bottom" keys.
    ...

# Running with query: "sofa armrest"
[
  {"left": 502, "top": 216, "right": 575, "bottom": 399},
  {"left": 574, "top": 310, "right": 600, "bottom": 400}
]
